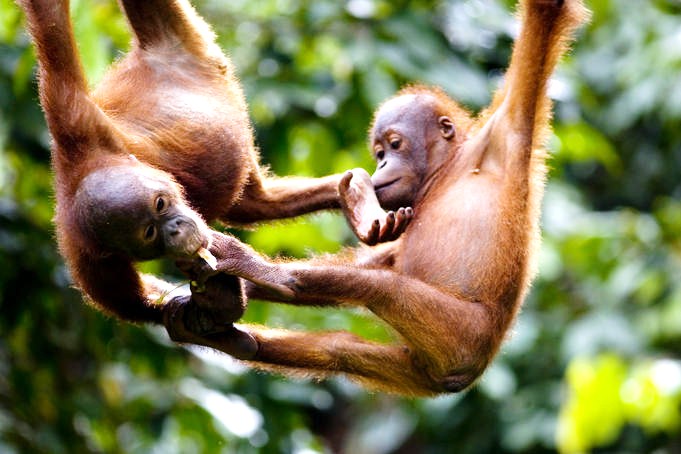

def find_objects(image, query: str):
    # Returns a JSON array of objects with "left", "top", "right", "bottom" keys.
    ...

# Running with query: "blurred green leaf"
[
  {"left": 554, "top": 122, "right": 622, "bottom": 175},
  {"left": 558, "top": 355, "right": 681, "bottom": 453},
  {"left": 0, "top": 0, "right": 21, "bottom": 42},
  {"left": 557, "top": 354, "right": 628, "bottom": 453}
]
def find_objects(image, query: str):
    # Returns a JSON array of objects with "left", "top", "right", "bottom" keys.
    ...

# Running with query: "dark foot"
[
  {"left": 179, "top": 232, "right": 298, "bottom": 300},
  {"left": 190, "top": 273, "right": 247, "bottom": 324},
  {"left": 163, "top": 295, "right": 258, "bottom": 360}
]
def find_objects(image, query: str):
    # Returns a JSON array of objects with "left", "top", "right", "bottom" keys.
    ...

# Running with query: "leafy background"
[{"left": 1, "top": 0, "right": 681, "bottom": 452}]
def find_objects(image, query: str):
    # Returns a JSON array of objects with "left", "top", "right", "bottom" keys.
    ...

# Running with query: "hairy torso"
[
  {"left": 90, "top": 46, "right": 255, "bottom": 220},
  {"left": 394, "top": 172, "right": 531, "bottom": 308}
]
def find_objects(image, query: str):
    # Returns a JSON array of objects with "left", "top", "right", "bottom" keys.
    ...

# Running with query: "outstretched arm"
[
  {"left": 488, "top": 0, "right": 589, "bottom": 150},
  {"left": 222, "top": 173, "right": 345, "bottom": 224},
  {"left": 18, "top": 0, "right": 120, "bottom": 165},
  {"left": 118, "top": 0, "right": 223, "bottom": 61},
  {"left": 224, "top": 168, "right": 412, "bottom": 245},
  {"left": 502, "top": 0, "right": 588, "bottom": 128},
  {"left": 466, "top": 0, "right": 588, "bottom": 181}
]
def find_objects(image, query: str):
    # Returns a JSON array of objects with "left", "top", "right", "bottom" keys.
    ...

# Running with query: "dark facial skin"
[
  {"left": 76, "top": 164, "right": 210, "bottom": 260},
  {"left": 370, "top": 95, "right": 456, "bottom": 211}
]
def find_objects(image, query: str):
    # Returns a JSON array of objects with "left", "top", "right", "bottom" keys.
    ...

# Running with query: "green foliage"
[
  {"left": 1, "top": 0, "right": 680, "bottom": 452},
  {"left": 557, "top": 354, "right": 681, "bottom": 453}
]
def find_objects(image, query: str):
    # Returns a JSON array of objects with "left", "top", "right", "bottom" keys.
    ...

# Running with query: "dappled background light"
[{"left": 1, "top": 0, "right": 680, "bottom": 452}]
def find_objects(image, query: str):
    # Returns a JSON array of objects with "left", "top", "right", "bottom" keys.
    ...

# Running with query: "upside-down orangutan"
[
  {"left": 17, "top": 0, "right": 411, "bottom": 334},
  {"left": 166, "top": 0, "right": 590, "bottom": 396}
]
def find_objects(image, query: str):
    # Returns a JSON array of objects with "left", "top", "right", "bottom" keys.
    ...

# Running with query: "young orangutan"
[
  {"left": 17, "top": 0, "right": 411, "bottom": 329},
  {"left": 165, "top": 0, "right": 590, "bottom": 396}
]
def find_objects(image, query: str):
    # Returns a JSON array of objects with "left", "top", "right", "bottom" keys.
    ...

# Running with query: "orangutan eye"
[
  {"left": 390, "top": 138, "right": 401, "bottom": 149},
  {"left": 376, "top": 149, "right": 385, "bottom": 161},
  {"left": 155, "top": 196, "right": 166, "bottom": 212},
  {"left": 144, "top": 224, "right": 157, "bottom": 241}
]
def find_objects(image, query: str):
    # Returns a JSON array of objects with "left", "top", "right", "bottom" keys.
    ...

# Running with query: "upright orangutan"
[
  {"left": 17, "top": 0, "right": 411, "bottom": 327},
  {"left": 166, "top": 0, "right": 590, "bottom": 396}
]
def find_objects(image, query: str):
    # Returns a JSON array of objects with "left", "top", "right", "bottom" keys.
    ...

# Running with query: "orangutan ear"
[{"left": 438, "top": 116, "right": 455, "bottom": 140}]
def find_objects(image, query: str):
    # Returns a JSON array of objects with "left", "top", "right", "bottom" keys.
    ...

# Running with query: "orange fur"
[
  {"left": 185, "top": 0, "right": 590, "bottom": 396},
  {"left": 18, "top": 0, "right": 352, "bottom": 323}
]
